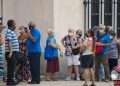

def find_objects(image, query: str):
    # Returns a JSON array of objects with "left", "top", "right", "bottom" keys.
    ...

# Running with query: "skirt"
[
  {"left": 46, "top": 58, "right": 59, "bottom": 73},
  {"left": 81, "top": 54, "right": 94, "bottom": 68}
]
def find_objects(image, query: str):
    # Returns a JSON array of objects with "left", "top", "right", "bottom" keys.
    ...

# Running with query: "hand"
[{"left": 8, "top": 52, "right": 12, "bottom": 58}]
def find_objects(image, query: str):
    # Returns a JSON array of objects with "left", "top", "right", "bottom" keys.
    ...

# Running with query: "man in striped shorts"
[{"left": 5, "top": 19, "right": 19, "bottom": 85}]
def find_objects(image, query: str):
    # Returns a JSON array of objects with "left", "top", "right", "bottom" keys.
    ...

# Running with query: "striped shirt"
[
  {"left": 0, "top": 30, "right": 5, "bottom": 79},
  {"left": 5, "top": 28, "right": 19, "bottom": 52}
]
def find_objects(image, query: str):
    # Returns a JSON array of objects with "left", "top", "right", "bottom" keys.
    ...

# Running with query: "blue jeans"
[{"left": 99, "top": 64, "right": 105, "bottom": 81}]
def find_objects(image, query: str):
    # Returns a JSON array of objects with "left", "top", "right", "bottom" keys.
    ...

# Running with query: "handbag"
[
  {"left": 69, "top": 37, "right": 80, "bottom": 55},
  {"left": 72, "top": 47, "right": 80, "bottom": 55}
]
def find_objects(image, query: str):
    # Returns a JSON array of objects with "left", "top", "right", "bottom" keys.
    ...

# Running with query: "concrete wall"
[
  {"left": 54, "top": 0, "right": 84, "bottom": 41},
  {"left": 3, "top": 0, "right": 54, "bottom": 47}
]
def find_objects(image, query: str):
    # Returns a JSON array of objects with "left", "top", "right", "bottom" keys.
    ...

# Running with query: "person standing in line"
[
  {"left": 5, "top": 19, "right": 20, "bottom": 85},
  {"left": 26, "top": 22, "right": 41, "bottom": 84},
  {"left": 117, "top": 30, "right": 120, "bottom": 59},
  {"left": 100, "top": 26, "right": 111, "bottom": 81},
  {"left": 81, "top": 30, "right": 95, "bottom": 86},
  {"left": 44, "top": 29, "right": 60, "bottom": 81},
  {"left": 95, "top": 26, "right": 105, "bottom": 81},
  {"left": 76, "top": 29, "right": 83, "bottom": 79},
  {"left": 62, "top": 29, "right": 80, "bottom": 81},
  {"left": 0, "top": 23, "right": 5, "bottom": 81},
  {"left": 16, "top": 26, "right": 31, "bottom": 83},
  {"left": 109, "top": 31, "right": 118, "bottom": 74}
]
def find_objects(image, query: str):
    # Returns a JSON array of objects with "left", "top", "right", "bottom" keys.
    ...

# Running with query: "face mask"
[
  {"left": 68, "top": 32, "right": 74, "bottom": 36},
  {"left": 99, "top": 30, "right": 105, "bottom": 36},
  {"left": 29, "top": 25, "right": 34, "bottom": 30}
]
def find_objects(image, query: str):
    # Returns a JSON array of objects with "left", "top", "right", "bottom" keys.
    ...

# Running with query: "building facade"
[{"left": 0, "top": 0, "right": 120, "bottom": 77}]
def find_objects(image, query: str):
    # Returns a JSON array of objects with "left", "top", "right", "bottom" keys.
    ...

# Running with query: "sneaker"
[
  {"left": 104, "top": 79, "right": 109, "bottom": 82},
  {"left": 76, "top": 77, "right": 80, "bottom": 81},
  {"left": 65, "top": 76, "right": 71, "bottom": 81},
  {"left": 82, "top": 83, "right": 88, "bottom": 86}
]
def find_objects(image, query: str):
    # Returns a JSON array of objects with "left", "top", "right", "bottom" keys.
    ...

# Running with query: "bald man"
[{"left": 27, "top": 22, "right": 41, "bottom": 84}]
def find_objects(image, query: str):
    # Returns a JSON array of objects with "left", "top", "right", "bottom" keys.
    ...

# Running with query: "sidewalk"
[{"left": 0, "top": 81, "right": 114, "bottom": 86}]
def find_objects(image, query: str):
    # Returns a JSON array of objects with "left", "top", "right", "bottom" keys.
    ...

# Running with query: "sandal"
[
  {"left": 90, "top": 83, "right": 96, "bottom": 86},
  {"left": 82, "top": 83, "right": 88, "bottom": 86}
]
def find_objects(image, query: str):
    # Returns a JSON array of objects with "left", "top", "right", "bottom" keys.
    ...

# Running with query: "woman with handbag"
[
  {"left": 62, "top": 29, "right": 80, "bottom": 81},
  {"left": 44, "top": 29, "right": 60, "bottom": 81}
]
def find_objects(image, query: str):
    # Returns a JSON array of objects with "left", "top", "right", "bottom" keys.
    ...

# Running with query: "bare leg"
[
  {"left": 74, "top": 65, "right": 80, "bottom": 80},
  {"left": 51, "top": 73, "right": 56, "bottom": 81},
  {"left": 46, "top": 73, "right": 52, "bottom": 81},
  {"left": 65, "top": 66, "right": 73, "bottom": 80},
  {"left": 90, "top": 68, "right": 95, "bottom": 85},
  {"left": 67, "top": 66, "right": 73, "bottom": 76},
  {"left": 82, "top": 69, "right": 90, "bottom": 85}
]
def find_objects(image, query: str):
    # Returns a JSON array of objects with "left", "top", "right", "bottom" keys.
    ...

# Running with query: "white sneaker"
[
  {"left": 76, "top": 77, "right": 80, "bottom": 81},
  {"left": 65, "top": 76, "right": 71, "bottom": 81}
]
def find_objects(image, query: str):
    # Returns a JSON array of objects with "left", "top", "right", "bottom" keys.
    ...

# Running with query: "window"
[
  {"left": 91, "top": 0, "right": 99, "bottom": 28},
  {"left": 117, "top": 0, "right": 120, "bottom": 31},
  {"left": 104, "top": 0, "right": 112, "bottom": 26},
  {"left": 84, "top": 0, "right": 119, "bottom": 34}
]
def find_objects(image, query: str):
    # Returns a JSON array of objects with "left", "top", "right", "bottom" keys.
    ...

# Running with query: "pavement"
[{"left": 0, "top": 81, "right": 114, "bottom": 86}]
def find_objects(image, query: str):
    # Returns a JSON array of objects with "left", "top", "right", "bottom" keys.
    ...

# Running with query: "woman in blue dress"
[{"left": 44, "top": 29, "right": 60, "bottom": 81}]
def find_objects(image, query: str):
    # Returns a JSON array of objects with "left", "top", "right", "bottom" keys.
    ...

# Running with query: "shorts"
[
  {"left": 81, "top": 54, "right": 94, "bottom": 68},
  {"left": 66, "top": 55, "right": 80, "bottom": 66}
]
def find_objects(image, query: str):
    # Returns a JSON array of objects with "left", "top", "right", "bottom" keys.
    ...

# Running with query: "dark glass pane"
[
  {"left": 117, "top": 0, "right": 120, "bottom": 13},
  {"left": 104, "top": 0, "right": 112, "bottom": 26},
  {"left": 91, "top": 0, "right": 99, "bottom": 14},
  {"left": 91, "top": 0, "right": 99, "bottom": 28},
  {"left": 91, "top": 15, "right": 99, "bottom": 28},
  {"left": 104, "top": 0, "right": 112, "bottom": 14},
  {"left": 104, "top": 15, "right": 112, "bottom": 26},
  {"left": 117, "top": 15, "right": 120, "bottom": 27},
  {"left": 117, "top": 0, "right": 120, "bottom": 31}
]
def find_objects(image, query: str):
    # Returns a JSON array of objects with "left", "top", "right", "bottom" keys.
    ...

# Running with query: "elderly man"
[
  {"left": 5, "top": 19, "right": 19, "bottom": 85},
  {"left": 27, "top": 22, "right": 41, "bottom": 84}
]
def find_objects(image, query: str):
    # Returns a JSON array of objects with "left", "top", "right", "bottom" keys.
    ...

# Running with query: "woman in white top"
[{"left": 81, "top": 30, "right": 95, "bottom": 86}]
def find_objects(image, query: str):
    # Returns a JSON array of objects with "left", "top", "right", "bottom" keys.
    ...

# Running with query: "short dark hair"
[
  {"left": 105, "top": 26, "right": 111, "bottom": 33},
  {"left": 7, "top": 19, "right": 15, "bottom": 27}
]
